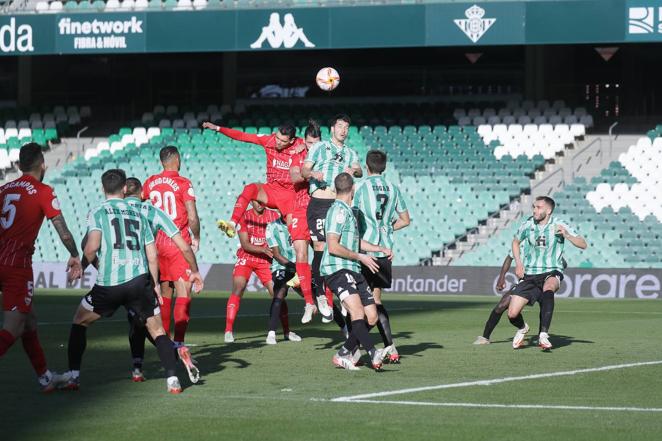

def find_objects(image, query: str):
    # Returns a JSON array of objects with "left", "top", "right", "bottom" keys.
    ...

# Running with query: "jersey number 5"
[
  {"left": 149, "top": 190, "right": 177, "bottom": 220},
  {"left": 111, "top": 218, "right": 141, "bottom": 251},
  {"left": 376, "top": 194, "right": 388, "bottom": 221},
  {"left": 0, "top": 193, "right": 21, "bottom": 229}
]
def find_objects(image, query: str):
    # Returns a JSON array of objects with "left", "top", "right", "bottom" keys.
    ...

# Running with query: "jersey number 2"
[
  {"left": 150, "top": 191, "right": 177, "bottom": 220},
  {"left": 111, "top": 218, "right": 141, "bottom": 251},
  {"left": 0, "top": 194, "right": 21, "bottom": 229}
]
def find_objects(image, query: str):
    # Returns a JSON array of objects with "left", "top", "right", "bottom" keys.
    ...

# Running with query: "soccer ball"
[{"left": 316, "top": 67, "right": 340, "bottom": 92}]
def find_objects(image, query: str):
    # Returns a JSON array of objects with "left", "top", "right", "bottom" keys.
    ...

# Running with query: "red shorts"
[
  {"left": 157, "top": 242, "right": 191, "bottom": 282},
  {"left": 289, "top": 206, "right": 310, "bottom": 242},
  {"left": 233, "top": 258, "right": 272, "bottom": 286},
  {"left": 263, "top": 184, "right": 295, "bottom": 217},
  {"left": 0, "top": 266, "right": 34, "bottom": 313}
]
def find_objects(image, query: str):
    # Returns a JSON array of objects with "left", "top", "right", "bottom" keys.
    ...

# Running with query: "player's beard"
[{"left": 39, "top": 168, "right": 45, "bottom": 182}]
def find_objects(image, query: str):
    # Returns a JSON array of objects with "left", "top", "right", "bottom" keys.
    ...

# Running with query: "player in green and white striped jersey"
[
  {"left": 321, "top": 173, "right": 393, "bottom": 371},
  {"left": 301, "top": 114, "right": 362, "bottom": 322},
  {"left": 264, "top": 218, "right": 302, "bottom": 344},
  {"left": 507, "top": 196, "right": 587, "bottom": 351},
  {"left": 124, "top": 177, "right": 203, "bottom": 381},
  {"left": 352, "top": 150, "right": 410, "bottom": 363},
  {"left": 63, "top": 170, "right": 202, "bottom": 394}
]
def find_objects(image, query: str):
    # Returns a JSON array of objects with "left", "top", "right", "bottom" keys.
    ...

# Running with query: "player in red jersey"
[
  {"left": 224, "top": 201, "right": 300, "bottom": 343},
  {"left": 202, "top": 121, "right": 326, "bottom": 324},
  {"left": 142, "top": 146, "right": 201, "bottom": 347},
  {"left": 0, "top": 143, "right": 82, "bottom": 392}
]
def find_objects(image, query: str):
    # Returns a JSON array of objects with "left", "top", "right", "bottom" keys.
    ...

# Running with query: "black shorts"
[
  {"left": 361, "top": 256, "right": 393, "bottom": 289},
  {"left": 272, "top": 268, "right": 297, "bottom": 295},
  {"left": 307, "top": 197, "right": 335, "bottom": 242},
  {"left": 324, "top": 269, "right": 375, "bottom": 307},
  {"left": 81, "top": 274, "right": 159, "bottom": 322},
  {"left": 511, "top": 271, "right": 564, "bottom": 306}
]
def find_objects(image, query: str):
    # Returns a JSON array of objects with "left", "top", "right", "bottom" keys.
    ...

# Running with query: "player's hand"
[
  {"left": 496, "top": 276, "right": 506, "bottom": 291},
  {"left": 202, "top": 122, "right": 219, "bottom": 131},
  {"left": 66, "top": 256, "right": 83, "bottom": 282},
  {"left": 381, "top": 248, "right": 394, "bottom": 261},
  {"left": 293, "top": 144, "right": 306, "bottom": 154},
  {"left": 262, "top": 247, "right": 274, "bottom": 258},
  {"left": 343, "top": 167, "right": 354, "bottom": 175},
  {"left": 515, "top": 263, "right": 525, "bottom": 279},
  {"left": 358, "top": 253, "right": 379, "bottom": 273},
  {"left": 188, "top": 271, "right": 204, "bottom": 294},
  {"left": 555, "top": 224, "right": 568, "bottom": 238},
  {"left": 311, "top": 171, "right": 324, "bottom": 181},
  {"left": 191, "top": 237, "right": 200, "bottom": 253}
]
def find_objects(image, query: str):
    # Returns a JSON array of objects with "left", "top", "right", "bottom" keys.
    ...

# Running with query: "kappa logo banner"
[
  {"left": 250, "top": 12, "right": 315, "bottom": 49},
  {"left": 454, "top": 4, "right": 496, "bottom": 43}
]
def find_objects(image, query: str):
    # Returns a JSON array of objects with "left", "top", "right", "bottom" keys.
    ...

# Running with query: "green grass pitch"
[{"left": 2, "top": 290, "right": 662, "bottom": 441}]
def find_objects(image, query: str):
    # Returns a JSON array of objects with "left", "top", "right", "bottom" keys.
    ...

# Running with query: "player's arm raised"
[
  {"left": 51, "top": 214, "right": 82, "bottom": 281},
  {"left": 201, "top": 123, "right": 266, "bottom": 147},
  {"left": 238, "top": 231, "right": 273, "bottom": 258},
  {"left": 185, "top": 200, "right": 200, "bottom": 253},
  {"left": 327, "top": 233, "right": 379, "bottom": 273}
]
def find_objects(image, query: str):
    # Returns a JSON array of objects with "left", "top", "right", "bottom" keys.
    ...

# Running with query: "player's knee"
[
  {"left": 506, "top": 308, "right": 519, "bottom": 320},
  {"left": 365, "top": 311, "right": 378, "bottom": 326}
]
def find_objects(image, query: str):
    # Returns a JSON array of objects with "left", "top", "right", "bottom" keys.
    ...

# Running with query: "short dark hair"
[
  {"left": 277, "top": 123, "right": 296, "bottom": 139},
  {"left": 160, "top": 146, "right": 180, "bottom": 164},
  {"left": 19, "top": 143, "right": 44, "bottom": 172},
  {"left": 125, "top": 177, "right": 142, "bottom": 197},
  {"left": 536, "top": 196, "right": 556, "bottom": 212},
  {"left": 366, "top": 150, "right": 387, "bottom": 174},
  {"left": 334, "top": 172, "right": 354, "bottom": 195},
  {"left": 101, "top": 169, "right": 127, "bottom": 195},
  {"left": 330, "top": 113, "right": 351, "bottom": 127},
  {"left": 304, "top": 119, "right": 321, "bottom": 139}
]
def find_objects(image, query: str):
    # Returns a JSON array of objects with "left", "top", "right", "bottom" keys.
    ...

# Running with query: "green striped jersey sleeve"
[
  {"left": 266, "top": 222, "right": 278, "bottom": 248},
  {"left": 515, "top": 219, "right": 529, "bottom": 240},
  {"left": 304, "top": 142, "right": 321, "bottom": 164},
  {"left": 142, "top": 214, "right": 155, "bottom": 245},
  {"left": 150, "top": 205, "right": 179, "bottom": 238},
  {"left": 87, "top": 208, "right": 102, "bottom": 232},
  {"left": 325, "top": 204, "right": 348, "bottom": 236},
  {"left": 349, "top": 149, "right": 360, "bottom": 167},
  {"left": 395, "top": 185, "right": 408, "bottom": 212}
]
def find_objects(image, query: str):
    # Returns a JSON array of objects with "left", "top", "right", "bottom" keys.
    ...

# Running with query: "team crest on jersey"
[
  {"left": 535, "top": 235, "right": 547, "bottom": 248},
  {"left": 188, "top": 187, "right": 195, "bottom": 198},
  {"left": 52, "top": 197, "right": 61, "bottom": 210}
]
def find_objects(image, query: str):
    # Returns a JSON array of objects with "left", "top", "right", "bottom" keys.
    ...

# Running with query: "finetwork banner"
[
  {"left": 55, "top": 13, "right": 146, "bottom": 53},
  {"left": 32, "top": 263, "right": 662, "bottom": 299}
]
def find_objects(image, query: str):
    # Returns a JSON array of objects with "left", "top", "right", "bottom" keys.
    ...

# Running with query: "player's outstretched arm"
[
  {"left": 185, "top": 200, "right": 200, "bottom": 252},
  {"left": 360, "top": 239, "right": 393, "bottom": 260},
  {"left": 51, "top": 214, "right": 82, "bottom": 280},
  {"left": 393, "top": 210, "right": 411, "bottom": 231},
  {"left": 202, "top": 123, "right": 265, "bottom": 146},
  {"left": 238, "top": 231, "right": 274, "bottom": 258}
]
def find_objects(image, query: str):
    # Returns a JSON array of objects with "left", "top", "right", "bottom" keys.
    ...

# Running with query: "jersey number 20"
[{"left": 150, "top": 191, "right": 177, "bottom": 220}]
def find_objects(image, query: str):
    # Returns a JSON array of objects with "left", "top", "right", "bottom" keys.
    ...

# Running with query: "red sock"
[
  {"left": 325, "top": 286, "right": 334, "bottom": 309},
  {"left": 280, "top": 300, "right": 290, "bottom": 335},
  {"left": 230, "top": 183, "right": 259, "bottom": 225},
  {"left": 225, "top": 293, "right": 241, "bottom": 332},
  {"left": 0, "top": 329, "right": 16, "bottom": 357},
  {"left": 296, "top": 262, "right": 314, "bottom": 305},
  {"left": 173, "top": 297, "right": 192, "bottom": 343},
  {"left": 161, "top": 297, "right": 172, "bottom": 336},
  {"left": 21, "top": 329, "right": 48, "bottom": 376}
]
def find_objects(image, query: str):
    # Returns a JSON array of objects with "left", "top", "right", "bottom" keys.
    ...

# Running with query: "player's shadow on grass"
[
  {"left": 185, "top": 341, "right": 259, "bottom": 374},
  {"left": 547, "top": 334, "right": 594, "bottom": 349},
  {"left": 396, "top": 341, "right": 444, "bottom": 358}
]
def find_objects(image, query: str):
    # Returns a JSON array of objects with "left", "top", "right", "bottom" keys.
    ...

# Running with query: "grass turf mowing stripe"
[{"left": 331, "top": 360, "right": 662, "bottom": 402}]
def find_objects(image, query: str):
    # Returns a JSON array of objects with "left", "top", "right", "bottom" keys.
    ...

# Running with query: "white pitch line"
[
  {"left": 331, "top": 360, "right": 662, "bottom": 402},
  {"left": 340, "top": 400, "right": 662, "bottom": 413}
]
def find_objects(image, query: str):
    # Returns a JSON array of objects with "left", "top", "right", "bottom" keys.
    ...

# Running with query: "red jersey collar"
[{"left": 160, "top": 170, "right": 180, "bottom": 177}]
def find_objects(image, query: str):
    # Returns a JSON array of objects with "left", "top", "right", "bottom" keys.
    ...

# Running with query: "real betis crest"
[{"left": 454, "top": 5, "right": 496, "bottom": 43}]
